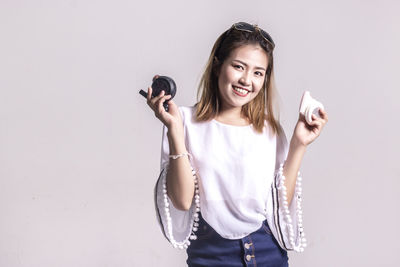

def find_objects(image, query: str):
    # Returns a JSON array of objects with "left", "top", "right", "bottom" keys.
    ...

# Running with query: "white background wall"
[{"left": 1, "top": 0, "right": 399, "bottom": 266}]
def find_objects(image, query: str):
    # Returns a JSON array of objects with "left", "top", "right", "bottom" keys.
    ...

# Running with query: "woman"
[{"left": 147, "top": 22, "right": 328, "bottom": 267}]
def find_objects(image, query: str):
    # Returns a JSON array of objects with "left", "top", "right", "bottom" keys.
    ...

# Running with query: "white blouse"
[{"left": 154, "top": 106, "right": 307, "bottom": 252}]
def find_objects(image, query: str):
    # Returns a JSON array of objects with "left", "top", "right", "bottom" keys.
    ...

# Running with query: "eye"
[
  {"left": 233, "top": 64, "right": 244, "bottom": 70},
  {"left": 255, "top": 71, "right": 264, "bottom": 76}
]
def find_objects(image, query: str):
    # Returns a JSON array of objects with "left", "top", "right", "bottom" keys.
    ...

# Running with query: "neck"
[
  {"left": 217, "top": 108, "right": 241, "bottom": 119},
  {"left": 215, "top": 106, "right": 250, "bottom": 125}
]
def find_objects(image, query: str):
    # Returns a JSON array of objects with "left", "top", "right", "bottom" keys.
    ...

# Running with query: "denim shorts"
[{"left": 186, "top": 212, "right": 288, "bottom": 267}]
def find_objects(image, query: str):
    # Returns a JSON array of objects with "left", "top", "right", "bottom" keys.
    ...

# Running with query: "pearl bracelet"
[{"left": 169, "top": 152, "right": 192, "bottom": 160}]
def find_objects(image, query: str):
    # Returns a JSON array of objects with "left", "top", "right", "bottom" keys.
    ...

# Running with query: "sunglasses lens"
[
  {"left": 260, "top": 29, "right": 275, "bottom": 48},
  {"left": 232, "top": 22, "right": 275, "bottom": 49},
  {"left": 234, "top": 22, "right": 254, "bottom": 32}
]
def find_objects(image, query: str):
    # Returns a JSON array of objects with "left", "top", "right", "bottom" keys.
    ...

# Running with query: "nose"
[{"left": 239, "top": 71, "right": 251, "bottom": 86}]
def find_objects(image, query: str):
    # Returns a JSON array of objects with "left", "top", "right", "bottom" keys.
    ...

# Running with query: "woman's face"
[{"left": 217, "top": 44, "right": 268, "bottom": 112}]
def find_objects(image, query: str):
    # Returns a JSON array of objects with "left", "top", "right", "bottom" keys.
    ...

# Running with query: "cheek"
[
  {"left": 254, "top": 79, "right": 264, "bottom": 92},
  {"left": 251, "top": 89, "right": 263, "bottom": 99},
  {"left": 217, "top": 75, "right": 225, "bottom": 90},
  {"left": 223, "top": 67, "right": 240, "bottom": 82},
  {"left": 219, "top": 69, "right": 234, "bottom": 87}
]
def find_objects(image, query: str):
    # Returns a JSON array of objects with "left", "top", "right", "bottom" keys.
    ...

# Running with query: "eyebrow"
[{"left": 232, "top": 59, "right": 266, "bottom": 71}]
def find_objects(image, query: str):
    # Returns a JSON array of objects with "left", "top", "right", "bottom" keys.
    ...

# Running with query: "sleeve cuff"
[
  {"left": 273, "top": 163, "right": 307, "bottom": 252},
  {"left": 154, "top": 162, "right": 201, "bottom": 249}
]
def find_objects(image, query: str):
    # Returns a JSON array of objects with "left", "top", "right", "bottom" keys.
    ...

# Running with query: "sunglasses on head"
[{"left": 231, "top": 22, "right": 275, "bottom": 49}]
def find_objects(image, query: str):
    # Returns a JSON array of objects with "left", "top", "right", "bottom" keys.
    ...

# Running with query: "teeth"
[{"left": 233, "top": 86, "right": 249, "bottom": 95}]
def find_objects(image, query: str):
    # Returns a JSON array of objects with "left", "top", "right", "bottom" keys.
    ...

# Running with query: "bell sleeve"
[
  {"left": 153, "top": 124, "right": 201, "bottom": 249},
  {"left": 266, "top": 127, "right": 307, "bottom": 252}
]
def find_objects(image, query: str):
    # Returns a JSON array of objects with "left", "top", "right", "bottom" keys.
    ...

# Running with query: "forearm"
[
  {"left": 166, "top": 126, "right": 195, "bottom": 211},
  {"left": 282, "top": 138, "right": 306, "bottom": 206}
]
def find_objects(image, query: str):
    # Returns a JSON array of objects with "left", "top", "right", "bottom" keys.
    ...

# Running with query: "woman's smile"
[{"left": 232, "top": 85, "right": 250, "bottom": 96}]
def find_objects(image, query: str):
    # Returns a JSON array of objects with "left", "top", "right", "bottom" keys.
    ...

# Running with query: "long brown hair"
[{"left": 195, "top": 24, "right": 282, "bottom": 135}]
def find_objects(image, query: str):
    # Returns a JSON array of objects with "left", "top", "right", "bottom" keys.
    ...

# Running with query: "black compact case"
[{"left": 139, "top": 76, "right": 177, "bottom": 111}]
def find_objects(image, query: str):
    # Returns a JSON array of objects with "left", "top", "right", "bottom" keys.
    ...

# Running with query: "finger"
[
  {"left": 155, "top": 93, "right": 171, "bottom": 112},
  {"left": 309, "top": 115, "right": 322, "bottom": 127},
  {"left": 312, "top": 113, "right": 327, "bottom": 125},
  {"left": 156, "top": 94, "right": 171, "bottom": 106},
  {"left": 157, "top": 89, "right": 166, "bottom": 97},
  {"left": 166, "top": 98, "right": 174, "bottom": 107},
  {"left": 310, "top": 121, "right": 322, "bottom": 131},
  {"left": 151, "top": 90, "right": 165, "bottom": 105},
  {"left": 308, "top": 119, "right": 317, "bottom": 127},
  {"left": 147, "top": 86, "right": 153, "bottom": 103},
  {"left": 156, "top": 95, "right": 169, "bottom": 114},
  {"left": 319, "top": 108, "right": 329, "bottom": 121},
  {"left": 311, "top": 114, "right": 319, "bottom": 120},
  {"left": 152, "top": 75, "right": 160, "bottom": 82},
  {"left": 311, "top": 114, "right": 319, "bottom": 122},
  {"left": 311, "top": 114, "right": 325, "bottom": 123}
]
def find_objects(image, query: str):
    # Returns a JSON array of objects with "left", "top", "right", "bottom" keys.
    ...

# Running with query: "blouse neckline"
[{"left": 211, "top": 118, "right": 253, "bottom": 128}]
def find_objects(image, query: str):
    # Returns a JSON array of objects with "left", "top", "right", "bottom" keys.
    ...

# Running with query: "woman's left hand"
[{"left": 292, "top": 108, "right": 329, "bottom": 147}]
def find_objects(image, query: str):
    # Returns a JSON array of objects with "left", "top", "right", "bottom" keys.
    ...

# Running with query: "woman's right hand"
[{"left": 146, "top": 75, "right": 183, "bottom": 131}]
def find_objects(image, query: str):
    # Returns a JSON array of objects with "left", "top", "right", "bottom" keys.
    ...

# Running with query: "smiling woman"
[
  {"left": 146, "top": 21, "right": 328, "bottom": 267},
  {"left": 215, "top": 44, "right": 268, "bottom": 124},
  {"left": 195, "top": 22, "right": 278, "bottom": 134}
]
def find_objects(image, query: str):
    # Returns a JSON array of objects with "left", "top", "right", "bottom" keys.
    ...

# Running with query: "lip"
[{"left": 232, "top": 85, "right": 250, "bottom": 97}]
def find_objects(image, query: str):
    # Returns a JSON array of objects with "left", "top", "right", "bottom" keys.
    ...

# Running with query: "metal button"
[
  {"left": 244, "top": 242, "right": 251, "bottom": 249},
  {"left": 246, "top": 254, "right": 252, "bottom": 262}
]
